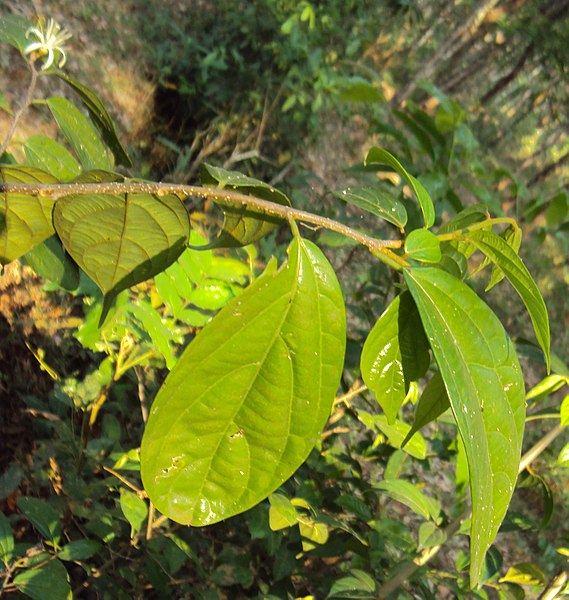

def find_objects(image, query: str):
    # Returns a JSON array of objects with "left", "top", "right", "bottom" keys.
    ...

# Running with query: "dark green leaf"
[
  {"left": 46, "top": 97, "right": 113, "bottom": 170},
  {"left": 375, "top": 479, "right": 441, "bottom": 522},
  {"left": 545, "top": 191, "right": 568, "bottom": 228},
  {"left": 361, "top": 292, "right": 430, "bottom": 423},
  {"left": 58, "top": 540, "right": 101, "bottom": 561},
  {"left": 54, "top": 72, "right": 132, "bottom": 167},
  {"left": 365, "top": 147, "right": 435, "bottom": 227},
  {"left": 201, "top": 164, "right": 290, "bottom": 248},
  {"left": 404, "top": 266, "right": 525, "bottom": 587},
  {"left": 24, "top": 236, "right": 80, "bottom": 291},
  {"left": 404, "top": 229, "right": 441, "bottom": 263},
  {"left": 14, "top": 559, "right": 71, "bottom": 600},
  {"left": 328, "top": 569, "right": 376, "bottom": 598},
  {"left": 417, "top": 521, "right": 446, "bottom": 551},
  {"left": 141, "top": 237, "right": 346, "bottom": 525},
  {"left": 335, "top": 187, "right": 407, "bottom": 230},
  {"left": 16, "top": 497, "right": 62, "bottom": 545},
  {"left": 0, "top": 14, "right": 31, "bottom": 52},
  {"left": 0, "top": 166, "right": 57, "bottom": 264},
  {"left": 402, "top": 371, "right": 450, "bottom": 447},
  {"left": 119, "top": 489, "right": 147, "bottom": 538},
  {"left": 463, "top": 229, "right": 550, "bottom": 371},
  {"left": 24, "top": 135, "right": 81, "bottom": 181},
  {"left": 0, "top": 511, "right": 14, "bottom": 563},
  {"left": 53, "top": 171, "right": 190, "bottom": 325}
]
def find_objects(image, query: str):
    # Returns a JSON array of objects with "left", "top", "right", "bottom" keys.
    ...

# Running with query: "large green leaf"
[
  {"left": 462, "top": 229, "right": 550, "bottom": 371},
  {"left": 201, "top": 164, "right": 291, "bottom": 248},
  {"left": 141, "top": 236, "right": 346, "bottom": 525},
  {"left": 54, "top": 72, "right": 132, "bottom": 167},
  {"left": 335, "top": 187, "right": 407, "bottom": 231},
  {"left": 53, "top": 171, "right": 190, "bottom": 323},
  {"left": 24, "top": 135, "right": 82, "bottom": 181},
  {"left": 360, "top": 292, "right": 430, "bottom": 423},
  {"left": 365, "top": 147, "right": 435, "bottom": 228},
  {"left": 0, "top": 14, "right": 31, "bottom": 52},
  {"left": 404, "top": 266, "right": 525, "bottom": 587},
  {"left": 0, "top": 166, "right": 57, "bottom": 264},
  {"left": 46, "top": 97, "right": 113, "bottom": 170},
  {"left": 13, "top": 558, "right": 71, "bottom": 600}
]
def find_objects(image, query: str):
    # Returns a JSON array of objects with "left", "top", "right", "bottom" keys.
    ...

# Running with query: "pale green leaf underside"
[
  {"left": 0, "top": 166, "right": 57, "bottom": 264},
  {"left": 464, "top": 229, "right": 550, "bottom": 371},
  {"left": 141, "top": 237, "right": 346, "bottom": 525},
  {"left": 335, "top": 186, "right": 407, "bottom": 230},
  {"left": 24, "top": 135, "right": 82, "bottom": 181},
  {"left": 404, "top": 266, "right": 525, "bottom": 587}
]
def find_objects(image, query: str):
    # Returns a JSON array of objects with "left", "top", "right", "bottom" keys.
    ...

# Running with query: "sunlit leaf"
[
  {"left": 269, "top": 493, "right": 298, "bottom": 530},
  {"left": 365, "top": 147, "right": 435, "bottom": 227},
  {"left": 299, "top": 518, "right": 329, "bottom": 550},
  {"left": 404, "top": 229, "right": 441, "bottom": 263},
  {"left": 463, "top": 229, "right": 550, "bottom": 371},
  {"left": 485, "top": 226, "right": 522, "bottom": 291},
  {"left": 561, "top": 396, "right": 569, "bottom": 427},
  {"left": 0, "top": 511, "right": 14, "bottom": 563},
  {"left": 335, "top": 186, "right": 407, "bottom": 230},
  {"left": 58, "top": 540, "right": 101, "bottom": 561},
  {"left": 369, "top": 414, "right": 427, "bottom": 460},
  {"left": 141, "top": 237, "right": 346, "bottom": 525},
  {"left": 558, "top": 442, "right": 569, "bottom": 467},
  {"left": 499, "top": 563, "right": 546, "bottom": 587},
  {"left": 201, "top": 164, "right": 290, "bottom": 248},
  {"left": 54, "top": 71, "right": 132, "bottom": 167},
  {"left": 361, "top": 292, "right": 429, "bottom": 423},
  {"left": 24, "top": 135, "right": 82, "bottom": 181},
  {"left": 328, "top": 569, "right": 376, "bottom": 598},
  {"left": 417, "top": 521, "right": 446, "bottom": 551},
  {"left": 404, "top": 266, "right": 525, "bottom": 587},
  {"left": 53, "top": 171, "right": 190, "bottom": 324},
  {"left": 375, "top": 479, "right": 441, "bottom": 522},
  {"left": 0, "top": 166, "right": 57, "bottom": 264},
  {"left": 119, "top": 489, "right": 147, "bottom": 538},
  {"left": 13, "top": 559, "right": 71, "bottom": 600},
  {"left": 46, "top": 96, "right": 113, "bottom": 170}
]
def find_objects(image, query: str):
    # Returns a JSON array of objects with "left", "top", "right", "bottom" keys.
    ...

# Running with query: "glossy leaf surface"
[
  {"left": 404, "top": 229, "right": 441, "bottom": 263},
  {"left": 54, "top": 171, "right": 190, "bottom": 322},
  {"left": 361, "top": 292, "right": 429, "bottom": 423},
  {"left": 335, "top": 186, "right": 407, "bottom": 230},
  {"left": 141, "top": 237, "right": 346, "bottom": 525},
  {"left": 365, "top": 146, "right": 435, "bottom": 228},
  {"left": 404, "top": 266, "right": 525, "bottom": 587},
  {"left": 463, "top": 229, "right": 550, "bottom": 371},
  {"left": 54, "top": 71, "right": 132, "bottom": 167},
  {"left": 0, "top": 166, "right": 57, "bottom": 264},
  {"left": 201, "top": 164, "right": 291, "bottom": 248}
]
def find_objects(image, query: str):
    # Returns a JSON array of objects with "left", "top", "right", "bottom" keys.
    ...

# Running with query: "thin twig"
[{"left": 103, "top": 466, "right": 147, "bottom": 497}]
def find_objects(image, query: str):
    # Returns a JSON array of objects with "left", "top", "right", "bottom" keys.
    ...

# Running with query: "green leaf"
[
  {"left": 16, "top": 497, "right": 62, "bottom": 545},
  {"left": 0, "top": 91, "right": 12, "bottom": 115},
  {"left": 404, "top": 229, "right": 441, "bottom": 263},
  {"left": 0, "top": 166, "right": 58, "bottom": 264},
  {"left": 336, "top": 77, "right": 383, "bottom": 103},
  {"left": 328, "top": 569, "right": 376, "bottom": 599},
  {"left": 298, "top": 518, "right": 329, "bottom": 550},
  {"left": 404, "top": 266, "right": 525, "bottom": 587},
  {"left": 371, "top": 414, "right": 427, "bottom": 460},
  {"left": 0, "top": 511, "right": 14, "bottom": 563},
  {"left": 0, "top": 14, "right": 31, "bottom": 52},
  {"left": 335, "top": 187, "right": 407, "bottom": 231},
  {"left": 463, "top": 229, "right": 550, "bottom": 371},
  {"left": 54, "top": 71, "right": 132, "bottom": 167},
  {"left": 24, "top": 135, "right": 82, "bottom": 181},
  {"left": 558, "top": 442, "right": 569, "bottom": 467},
  {"left": 526, "top": 374, "right": 567, "bottom": 403},
  {"left": 361, "top": 292, "right": 430, "bottom": 423},
  {"left": 58, "top": 539, "right": 101, "bottom": 561},
  {"left": 417, "top": 521, "right": 447, "bottom": 551},
  {"left": 14, "top": 559, "right": 71, "bottom": 600},
  {"left": 24, "top": 236, "right": 80, "bottom": 291},
  {"left": 201, "top": 164, "right": 291, "bottom": 248},
  {"left": 375, "top": 479, "right": 441, "bottom": 522},
  {"left": 485, "top": 226, "right": 522, "bottom": 291},
  {"left": 119, "top": 489, "right": 148, "bottom": 538},
  {"left": 561, "top": 395, "right": 569, "bottom": 427},
  {"left": 141, "top": 237, "right": 346, "bottom": 525},
  {"left": 53, "top": 171, "right": 190, "bottom": 324},
  {"left": 269, "top": 493, "right": 298, "bottom": 530},
  {"left": 402, "top": 371, "right": 450, "bottom": 447},
  {"left": 46, "top": 97, "right": 113, "bottom": 170},
  {"left": 499, "top": 563, "right": 546, "bottom": 587},
  {"left": 545, "top": 191, "right": 568, "bottom": 228}
]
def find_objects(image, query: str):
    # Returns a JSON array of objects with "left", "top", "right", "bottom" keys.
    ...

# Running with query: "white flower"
[{"left": 24, "top": 18, "right": 72, "bottom": 70}]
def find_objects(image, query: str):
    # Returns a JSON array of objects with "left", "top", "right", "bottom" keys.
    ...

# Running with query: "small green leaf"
[
  {"left": 372, "top": 414, "right": 427, "bottom": 460},
  {"left": 14, "top": 559, "right": 72, "bottom": 600},
  {"left": 46, "top": 97, "right": 113, "bottom": 170},
  {"left": 336, "top": 76, "right": 383, "bottom": 103},
  {"left": 54, "top": 72, "right": 132, "bottom": 167},
  {"left": 499, "top": 563, "right": 546, "bottom": 587},
  {"left": 361, "top": 292, "right": 430, "bottom": 423},
  {"left": 366, "top": 146, "right": 435, "bottom": 228},
  {"left": 404, "top": 229, "right": 441, "bottom": 263},
  {"left": 119, "top": 489, "right": 147, "bottom": 538},
  {"left": 0, "top": 511, "right": 14, "bottom": 563},
  {"left": 404, "top": 266, "right": 526, "bottom": 587},
  {"left": 268, "top": 493, "right": 298, "bottom": 530},
  {"left": 485, "top": 226, "right": 522, "bottom": 291},
  {"left": 58, "top": 539, "right": 101, "bottom": 561},
  {"left": 141, "top": 237, "right": 346, "bottom": 525},
  {"left": 561, "top": 395, "right": 569, "bottom": 427},
  {"left": 0, "top": 166, "right": 58, "bottom": 264},
  {"left": 328, "top": 569, "right": 376, "bottom": 598},
  {"left": 463, "top": 229, "right": 550, "bottom": 371},
  {"left": 201, "top": 164, "right": 291, "bottom": 248},
  {"left": 545, "top": 191, "right": 568, "bottom": 228},
  {"left": 0, "top": 91, "right": 12, "bottom": 115},
  {"left": 418, "top": 521, "right": 447, "bottom": 551},
  {"left": 526, "top": 374, "right": 567, "bottom": 403},
  {"left": 402, "top": 371, "right": 450, "bottom": 447},
  {"left": 53, "top": 171, "right": 190, "bottom": 324},
  {"left": 24, "top": 135, "right": 82, "bottom": 181},
  {"left": 0, "top": 14, "right": 31, "bottom": 52},
  {"left": 558, "top": 442, "right": 569, "bottom": 467},
  {"left": 375, "top": 479, "right": 441, "bottom": 522},
  {"left": 16, "top": 497, "right": 62, "bottom": 545},
  {"left": 335, "top": 186, "right": 407, "bottom": 230},
  {"left": 24, "top": 236, "right": 80, "bottom": 291},
  {"left": 298, "top": 518, "right": 329, "bottom": 550}
]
